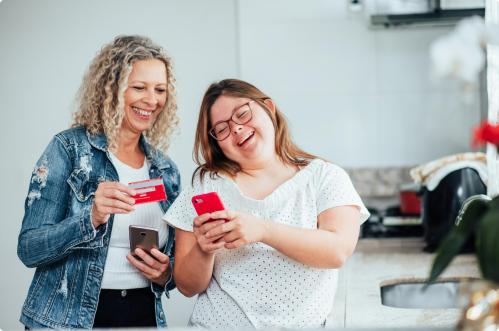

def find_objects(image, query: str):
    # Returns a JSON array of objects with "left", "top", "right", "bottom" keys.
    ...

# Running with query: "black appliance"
[
  {"left": 421, "top": 167, "right": 487, "bottom": 252},
  {"left": 361, "top": 206, "right": 424, "bottom": 238}
]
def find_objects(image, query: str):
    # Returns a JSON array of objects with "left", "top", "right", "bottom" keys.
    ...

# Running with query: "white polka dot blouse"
[{"left": 163, "top": 159, "right": 370, "bottom": 329}]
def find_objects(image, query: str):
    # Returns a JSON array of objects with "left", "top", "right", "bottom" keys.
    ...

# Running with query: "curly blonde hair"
[{"left": 71, "top": 35, "right": 179, "bottom": 153}]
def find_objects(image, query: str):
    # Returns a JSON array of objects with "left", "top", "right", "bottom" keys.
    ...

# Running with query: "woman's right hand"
[
  {"left": 91, "top": 182, "right": 136, "bottom": 229},
  {"left": 193, "top": 214, "right": 228, "bottom": 254}
]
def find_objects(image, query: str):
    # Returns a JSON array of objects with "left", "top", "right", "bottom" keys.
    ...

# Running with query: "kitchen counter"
[{"left": 326, "top": 238, "right": 480, "bottom": 329}]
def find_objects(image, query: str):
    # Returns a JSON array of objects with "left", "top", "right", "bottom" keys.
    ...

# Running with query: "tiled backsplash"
[{"left": 344, "top": 167, "right": 414, "bottom": 198}]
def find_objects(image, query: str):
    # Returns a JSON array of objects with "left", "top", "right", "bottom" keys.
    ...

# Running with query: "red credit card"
[{"left": 129, "top": 178, "right": 167, "bottom": 205}]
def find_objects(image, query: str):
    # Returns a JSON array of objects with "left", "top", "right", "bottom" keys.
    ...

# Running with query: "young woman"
[
  {"left": 163, "top": 79, "right": 370, "bottom": 329},
  {"left": 18, "top": 35, "right": 180, "bottom": 329}
]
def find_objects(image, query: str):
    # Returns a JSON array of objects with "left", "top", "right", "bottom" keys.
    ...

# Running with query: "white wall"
[
  {"left": 0, "top": 0, "right": 482, "bottom": 330},
  {"left": 238, "top": 0, "right": 481, "bottom": 168}
]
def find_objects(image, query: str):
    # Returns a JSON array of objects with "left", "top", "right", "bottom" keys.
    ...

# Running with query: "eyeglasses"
[{"left": 208, "top": 100, "right": 254, "bottom": 141}]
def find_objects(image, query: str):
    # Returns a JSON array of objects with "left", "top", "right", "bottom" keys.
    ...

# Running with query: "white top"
[
  {"left": 101, "top": 153, "right": 167, "bottom": 289},
  {"left": 163, "top": 159, "right": 370, "bottom": 329}
]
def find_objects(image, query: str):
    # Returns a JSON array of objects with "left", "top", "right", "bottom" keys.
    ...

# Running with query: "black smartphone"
[{"left": 129, "top": 225, "right": 159, "bottom": 262}]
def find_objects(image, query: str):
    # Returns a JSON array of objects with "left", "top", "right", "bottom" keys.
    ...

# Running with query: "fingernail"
[
  {"left": 131, "top": 206, "right": 136, "bottom": 211},
  {"left": 219, "top": 220, "right": 225, "bottom": 224},
  {"left": 129, "top": 198, "right": 135, "bottom": 204},
  {"left": 135, "top": 248, "right": 142, "bottom": 254},
  {"left": 131, "top": 190, "right": 137, "bottom": 196},
  {"left": 205, "top": 232, "right": 210, "bottom": 238}
]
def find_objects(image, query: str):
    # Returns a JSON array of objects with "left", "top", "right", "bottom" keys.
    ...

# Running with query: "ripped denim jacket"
[{"left": 17, "top": 126, "right": 181, "bottom": 329}]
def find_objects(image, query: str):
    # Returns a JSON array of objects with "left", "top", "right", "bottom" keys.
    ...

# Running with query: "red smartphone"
[{"left": 191, "top": 192, "right": 228, "bottom": 223}]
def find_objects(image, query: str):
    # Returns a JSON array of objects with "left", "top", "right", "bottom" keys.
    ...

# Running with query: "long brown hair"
[{"left": 193, "top": 79, "right": 321, "bottom": 184}]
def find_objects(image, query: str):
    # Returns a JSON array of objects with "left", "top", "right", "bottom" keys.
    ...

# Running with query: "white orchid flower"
[{"left": 429, "top": 16, "right": 492, "bottom": 84}]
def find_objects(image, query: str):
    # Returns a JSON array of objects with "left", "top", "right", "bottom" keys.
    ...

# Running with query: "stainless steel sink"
[{"left": 380, "top": 282, "right": 461, "bottom": 309}]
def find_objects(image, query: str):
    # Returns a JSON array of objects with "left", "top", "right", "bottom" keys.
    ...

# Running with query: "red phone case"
[{"left": 192, "top": 192, "right": 228, "bottom": 223}]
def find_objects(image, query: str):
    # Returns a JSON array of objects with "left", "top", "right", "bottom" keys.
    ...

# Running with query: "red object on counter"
[{"left": 400, "top": 190, "right": 421, "bottom": 215}]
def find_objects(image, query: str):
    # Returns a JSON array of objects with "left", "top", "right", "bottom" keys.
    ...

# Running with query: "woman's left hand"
[
  {"left": 205, "top": 210, "right": 269, "bottom": 249},
  {"left": 127, "top": 248, "right": 171, "bottom": 287}
]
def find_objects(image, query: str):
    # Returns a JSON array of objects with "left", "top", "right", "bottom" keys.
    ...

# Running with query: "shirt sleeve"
[
  {"left": 162, "top": 177, "right": 200, "bottom": 232},
  {"left": 316, "top": 162, "right": 370, "bottom": 224}
]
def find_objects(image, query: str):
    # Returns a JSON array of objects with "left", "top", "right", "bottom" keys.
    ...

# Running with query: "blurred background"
[{"left": 0, "top": 0, "right": 487, "bottom": 329}]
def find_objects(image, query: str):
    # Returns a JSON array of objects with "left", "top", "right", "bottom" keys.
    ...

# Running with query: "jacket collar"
[{"left": 86, "top": 130, "right": 170, "bottom": 170}]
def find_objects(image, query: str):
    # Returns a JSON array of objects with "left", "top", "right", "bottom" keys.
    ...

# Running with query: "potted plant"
[
  {"left": 424, "top": 13, "right": 499, "bottom": 330},
  {"left": 427, "top": 121, "right": 499, "bottom": 330}
]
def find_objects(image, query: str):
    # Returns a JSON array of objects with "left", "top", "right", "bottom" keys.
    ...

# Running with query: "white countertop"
[{"left": 326, "top": 238, "right": 480, "bottom": 329}]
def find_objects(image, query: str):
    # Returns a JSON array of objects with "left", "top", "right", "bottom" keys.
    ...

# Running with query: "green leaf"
[
  {"left": 427, "top": 200, "right": 489, "bottom": 285},
  {"left": 487, "top": 195, "right": 499, "bottom": 209},
  {"left": 477, "top": 196, "right": 499, "bottom": 283}
]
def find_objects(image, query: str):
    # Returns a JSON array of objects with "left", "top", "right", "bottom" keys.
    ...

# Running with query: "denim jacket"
[{"left": 17, "top": 126, "right": 181, "bottom": 329}]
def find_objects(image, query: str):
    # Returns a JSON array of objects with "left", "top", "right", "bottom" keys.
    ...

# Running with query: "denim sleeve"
[
  {"left": 165, "top": 232, "right": 176, "bottom": 294},
  {"left": 151, "top": 168, "right": 181, "bottom": 298},
  {"left": 151, "top": 238, "right": 176, "bottom": 298},
  {"left": 165, "top": 168, "right": 181, "bottom": 294},
  {"left": 17, "top": 136, "right": 105, "bottom": 268}
]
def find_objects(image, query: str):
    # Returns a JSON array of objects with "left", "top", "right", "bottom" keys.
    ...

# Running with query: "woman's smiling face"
[
  {"left": 122, "top": 59, "right": 167, "bottom": 135},
  {"left": 210, "top": 95, "right": 276, "bottom": 167}
]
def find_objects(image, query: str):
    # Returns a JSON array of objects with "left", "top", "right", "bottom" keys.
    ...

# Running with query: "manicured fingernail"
[
  {"left": 205, "top": 232, "right": 210, "bottom": 238},
  {"left": 129, "top": 198, "right": 135, "bottom": 204},
  {"left": 219, "top": 220, "right": 225, "bottom": 224},
  {"left": 131, "top": 190, "right": 136, "bottom": 196},
  {"left": 135, "top": 248, "right": 142, "bottom": 254}
]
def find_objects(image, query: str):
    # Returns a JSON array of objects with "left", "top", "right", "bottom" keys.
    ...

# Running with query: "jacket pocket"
[
  {"left": 26, "top": 265, "right": 48, "bottom": 308},
  {"left": 67, "top": 170, "right": 99, "bottom": 202}
]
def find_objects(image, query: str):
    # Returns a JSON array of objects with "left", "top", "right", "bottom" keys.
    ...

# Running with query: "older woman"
[
  {"left": 164, "top": 79, "right": 370, "bottom": 329},
  {"left": 17, "top": 35, "right": 181, "bottom": 329}
]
